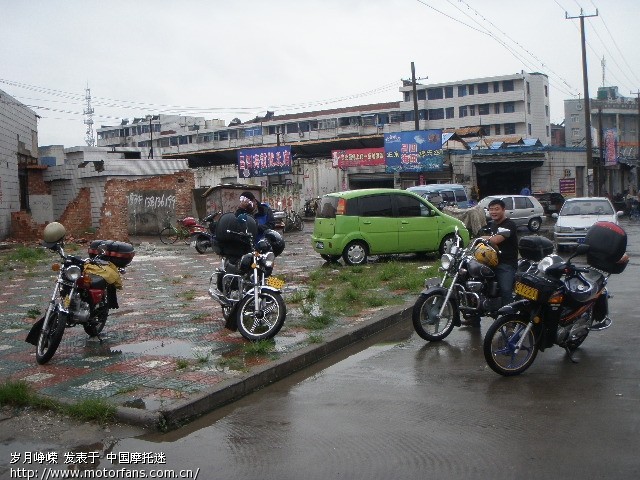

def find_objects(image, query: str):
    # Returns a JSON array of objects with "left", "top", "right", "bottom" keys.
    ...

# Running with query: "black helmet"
[
  {"left": 263, "top": 229, "right": 285, "bottom": 257},
  {"left": 256, "top": 238, "right": 273, "bottom": 254}
]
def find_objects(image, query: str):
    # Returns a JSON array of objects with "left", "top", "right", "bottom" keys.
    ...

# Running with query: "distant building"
[{"left": 0, "top": 89, "right": 39, "bottom": 239}]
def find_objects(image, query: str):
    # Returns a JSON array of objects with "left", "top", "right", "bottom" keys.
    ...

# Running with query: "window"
[
  {"left": 545, "top": 105, "right": 549, "bottom": 117},
  {"left": 478, "top": 83, "right": 489, "bottom": 94},
  {"left": 445, "top": 86, "right": 454, "bottom": 98},
  {"left": 428, "top": 108, "right": 444, "bottom": 120},
  {"left": 458, "top": 85, "right": 467, "bottom": 97},
  {"left": 503, "top": 80, "right": 514, "bottom": 91},
  {"left": 404, "top": 92, "right": 410, "bottom": 102},
  {"left": 493, "top": 81, "right": 500, "bottom": 93},
  {"left": 358, "top": 195, "right": 393, "bottom": 217},
  {"left": 417, "top": 90, "right": 426, "bottom": 101},
  {"left": 514, "top": 197, "right": 533, "bottom": 209},
  {"left": 427, "top": 88, "right": 443, "bottom": 100},
  {"left": 459, "top": 106, "right": 468, "bottom": 118},
  {"left": 395, "top": 195, "right": 422, "bottom": 217},
  {"left": 502, "top": 197, "right": 514, "bottom": 209},
  {"left": 528, "top": 123, "right": 532, "bottom": 135},
  {"left": 318, "top": 118, "right": 337, "bottom": 129},
  {"left": 469, "top": 105, "right": 475, "bottom": 116},
  {"left": 469, "top": 84, "right": 475, "bottom": 95},
  {"left": 494, "top": 103, "right": 500, "bottom": 114},
  {"left": 545, "top": 85, "right": 548, "bottom": 97},
  {"left": 504, "top": 102, "right": 515, "bottom": 113},
  {"left": 572, "top": 128, "right": 580, "bottom": 137},
  {"left": 546, "top": 125, "right": 550, "bottom": 136},
  {"left": 389, "top": 112, "right": 403, "bottom": 123},
  {"left": 494, "top": 124, "right": 501, "bottom": 135},
  {"left": 571, "top": 114, "right": 580, "bottom": 123},
  {"left": 478, "top": 104, "right": 490, "bottom": 115},
  {"left": 445, "top": 107, "right": 454, "bottom": 119},
  {"left": 526, "top": 82, "right": 530, "bottom": 95},
  {"left": 286, "top": 123, "right": 299, "bottom": 133},
  {"left": 504, "top": 123, "right": 516, "bottom": 135}
]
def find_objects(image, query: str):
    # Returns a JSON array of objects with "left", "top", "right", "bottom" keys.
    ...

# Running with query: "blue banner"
[
  {"left": 238, "top": 146, "right": 292, "bottom": 178},
  {"left": 384, "top": 130, "right": 444, "bottom": 172}
]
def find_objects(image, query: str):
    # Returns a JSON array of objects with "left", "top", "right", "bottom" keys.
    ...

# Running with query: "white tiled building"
[{"left": 0, "top": 89, "right": 39, "bottom": 238}]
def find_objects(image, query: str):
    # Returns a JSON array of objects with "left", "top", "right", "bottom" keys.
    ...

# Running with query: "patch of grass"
[
  {"left": 26, "top": 308, "right": 41, "bottom": 319},
  {"left": 176, "top": 358, "right": 190, "bottom": 369},
  {"left": 288, "top": 290, "right": 307, "bottom": 304},
  {"left": 193, "top": 351, "right": 210, "bottom": 364},
  {"left": 115, "top": 386, "right": 138, "bottom": 395},
  {"left": 178, "top": 289, "right": 197, "bottom": 301},
  {"left": 3, "top": 246, "right": 48, "bottom": 267},
  {"left": 216, "top": 356, "right": 246, "bottom": 372},
  {"left": 307, "top": 333, "right": 324, "bottom": 344},
  {"left": 302, "top": 312, "right": 334, "bottom": 330},
  {"left": 191, "top": 313, "right": 208, "bottom": 322},
  {"left": 242, "top": 340, "right": 274, "bottom": 356},
  {"left": 65, "top": 398, "right": 116, "bottom": 423},
  {"left": 0, "top": 380, "right": 32, "bottom": 407}
]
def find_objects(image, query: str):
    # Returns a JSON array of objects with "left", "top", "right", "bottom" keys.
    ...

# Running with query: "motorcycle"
[
  {"left": 412, "top": 226, "right": 514, "bottom": 342},
  {"left": 483, "top": 221, "right": 628, "bottom": 376},
  {"left": 208, "top": 213, "right": 287, "bottom": 341},
  {"left": 192, "top": 211, "right": 221, "bottom": 254},
  {"left": 25, "top": 222, "right": 134, "bottom": 364}
]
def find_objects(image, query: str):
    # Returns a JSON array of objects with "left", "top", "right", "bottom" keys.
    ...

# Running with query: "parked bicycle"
[
  {"left": 283, "top": 210, "right": 304, "bottom": 233},
  {"left": 159, "top": 217, "right": 207, "bottom": 245}
]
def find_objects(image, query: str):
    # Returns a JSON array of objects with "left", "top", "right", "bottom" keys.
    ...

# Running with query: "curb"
[{"left": 116, "top": 300, "right": 414, "bottom": 430}]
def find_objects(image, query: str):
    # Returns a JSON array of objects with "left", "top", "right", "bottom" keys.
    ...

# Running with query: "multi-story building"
[
  {"left": 0, "top": 89, "right": 39, "bottom": 239},
  {"left": 565, "top": 86, "right": 640, "bottom": 193}
]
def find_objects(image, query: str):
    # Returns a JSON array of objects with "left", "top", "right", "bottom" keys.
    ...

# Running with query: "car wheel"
[
  {"left": 439, "top": 234, "right": 456, "bottom": 255},
  {"left": 342, "top": 241, "right": 368, "bottom": 266},
  {"left": 528, "top": 217, "right": 542, "bottom": 232}
]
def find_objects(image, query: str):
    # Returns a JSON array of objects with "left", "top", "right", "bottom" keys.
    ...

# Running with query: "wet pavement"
[{"left": 0, "top": 222, "right": 414, "bottom": 428}]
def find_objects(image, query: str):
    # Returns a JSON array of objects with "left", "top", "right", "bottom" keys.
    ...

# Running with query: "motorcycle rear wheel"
[
  {"left": 237, "top": 291, "right": 286, "bottom": 341},
  {"left": 195, "top": 236, "right": 211, "bottom": 254},
  {"left": 83, "top": 308, "right": 108, "bottom": 337},
  {"left": 484, "top": 315, "right": 538, "bottom": 376},
  {"left": 412, "top": 292, "right": 456, "bottom": 341},
  {"left": 36, "top": 309, "right": 66, "bottom": 365}
]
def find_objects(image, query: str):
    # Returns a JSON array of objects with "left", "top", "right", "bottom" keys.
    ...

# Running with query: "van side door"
[
  {"left": 395, "top": 194, "right": 439, "bottom": 253},
  {"left": 356, "top": 194, "right": 398, "bottom": 254}
]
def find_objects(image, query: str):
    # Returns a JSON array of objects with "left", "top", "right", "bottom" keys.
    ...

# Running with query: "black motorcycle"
[
  {"left": 208, "top": 213, "right": 287, "bottom": 341},
  {"left": 483, "top": 221, "right": 628, "bottom": 376},
  {"left": 412, "top": 227, "right": 512, "bottom": 341}
]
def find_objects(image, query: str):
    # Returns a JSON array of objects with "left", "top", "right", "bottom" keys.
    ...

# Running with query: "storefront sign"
[
  {"left": 384, "top": 130, "right": 443, "bottom": 172},
  {"left": 559, "top": 178, "right": 576, "bottom": 197},
  {"left": 604, "top": 129, "right": 618, "bottom": 166},
  {"left": 238, "top": 146, "right": 292, "bottom": 178},
  {"left": 332, "top": 148, "right": 385, "bottom": 168}
]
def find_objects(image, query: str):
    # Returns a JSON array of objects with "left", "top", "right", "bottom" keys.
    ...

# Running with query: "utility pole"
[
  {"left": 632, "top": 90, "right": 640, "bottom": 190},
  {"left": 411, "top": 62, "right": 419, "bottom": 131},
  {"left": 148, "top": 117, "right": 154, "bottom": 159},
  {"left": 566, "top": 9, "right": 598, "bottom": 196}
]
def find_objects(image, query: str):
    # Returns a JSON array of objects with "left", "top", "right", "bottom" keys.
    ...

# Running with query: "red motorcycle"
[{"left": 26, "top": 222, "right": 134, "bottom": 364}]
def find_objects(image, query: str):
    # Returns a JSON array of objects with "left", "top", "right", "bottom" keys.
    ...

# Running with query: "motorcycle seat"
[{"left": 88, "top": 274, "right": 108, "bottom": 289}]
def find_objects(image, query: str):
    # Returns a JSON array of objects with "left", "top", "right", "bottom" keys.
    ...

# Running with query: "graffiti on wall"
[
  {"left": 127, "top": 190, "right": 177, "bottom": 235},
  {"left": 264, "top": 183, "right": 302, "bottom": 213}
]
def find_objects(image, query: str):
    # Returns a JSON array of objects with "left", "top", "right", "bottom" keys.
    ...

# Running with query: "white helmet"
[{"left": 43, "top": 222, "right": 66, "bottom": 243}]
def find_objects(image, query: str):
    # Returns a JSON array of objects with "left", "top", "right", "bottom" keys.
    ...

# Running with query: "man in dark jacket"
[{"left": 235, "top": 191, "right": 276, "bottom": 240}]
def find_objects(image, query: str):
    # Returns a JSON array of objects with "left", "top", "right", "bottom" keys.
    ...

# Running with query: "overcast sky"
[{"left": 2, "top": 0, "right": 639, "bottom": 147}]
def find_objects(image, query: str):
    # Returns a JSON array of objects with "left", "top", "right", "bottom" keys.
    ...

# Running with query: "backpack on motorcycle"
[
  {"left": 213, "top": 213, "right": 258, "bottom": 258},
  {"left": 88, "top": 240, "right": 135, "bottom": 268},
  {"left": 584, "top": 221, "right": 628, "bottom": 274}
]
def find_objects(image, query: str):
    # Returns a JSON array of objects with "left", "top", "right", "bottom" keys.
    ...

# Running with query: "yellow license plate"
[
  {"left": 515, "top": 281, "right": 538, "bottom": 301},
  {"left": 266, "top": 277, "right": 285, "bottom": 289}
]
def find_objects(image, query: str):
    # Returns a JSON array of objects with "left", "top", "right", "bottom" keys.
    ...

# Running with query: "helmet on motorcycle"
[
  {"left": 43, "top": 222, "right": 66, "bottom": 244},
  {"left": 263, "top": 229, "right": 285, "bottom": 257},
  {"left": 239, "top": 253, "right": 254, "bottom": 273},
  {"left": 474, "top": 243, "right": 498, "bottom": 267}
]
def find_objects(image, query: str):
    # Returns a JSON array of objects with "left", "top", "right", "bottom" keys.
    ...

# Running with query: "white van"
[{"left": 406, "top": 184, "right": 471, "bottom": 208}]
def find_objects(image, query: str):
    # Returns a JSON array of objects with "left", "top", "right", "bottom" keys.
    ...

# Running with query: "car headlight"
[
  {"left": 440, "top": 253, "right": 453, "bottom": 270},
  {"left": 555, "top": 225, "right": 574, "bottom": 233},
  {"left": 64, "top": 265, "right": 82, "bottom": 281}
]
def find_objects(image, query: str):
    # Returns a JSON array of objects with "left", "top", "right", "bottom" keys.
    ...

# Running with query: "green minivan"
[{"left": 312, "top": 188, "right": 470, "bottom": 265}]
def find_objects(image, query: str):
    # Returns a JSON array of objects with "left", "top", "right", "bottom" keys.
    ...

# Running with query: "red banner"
[{"left": 332, "top": 148, "right": 385, "bottom": 169}]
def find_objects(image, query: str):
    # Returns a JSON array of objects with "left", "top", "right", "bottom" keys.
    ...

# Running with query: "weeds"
[
  {"left": 307, "top": 333, "right": 324, "bottom": 344},
  {"left": 26, "top": 308, "right": 41, "bottom": 319},
  {"left": 178, "top": 289, "right": 197, "bottom": 301},
  {"left": 176, "top": 358, "right": 190, "bottom": 370},
  {"left": 242, "top": 340, "right": 275, "bottom": 356}
]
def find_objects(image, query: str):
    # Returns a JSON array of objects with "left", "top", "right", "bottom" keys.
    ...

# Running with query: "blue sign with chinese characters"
[
  {"left": 238, "top": 146, "right": 292, "bottom": 178},
  {"left": 384, "top": 130, "right": 444, "bottom": 172}
]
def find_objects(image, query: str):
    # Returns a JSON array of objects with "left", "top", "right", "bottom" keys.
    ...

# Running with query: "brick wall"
[
  {"left": 58, "top": 187, "right": 93, "bottom": 238},
  {"left": 26, "top": 166, "right": 50, "bottom": 195},
  {"left": 96, "top": 171, "right": 195, "bottom": 241}
]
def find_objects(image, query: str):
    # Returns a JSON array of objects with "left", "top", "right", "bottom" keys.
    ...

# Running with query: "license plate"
[
  {"left": 514, "top": 281, "right": 539, "bottom": 301},
  {"left": 266, "top": 277, "right": 285, "bottom": 289},
  {"left": 577, "top": 237, "right": 586, "bottom": 244},
  {"left": 315, "top": 242, "right": 324, "bottom": 250}
]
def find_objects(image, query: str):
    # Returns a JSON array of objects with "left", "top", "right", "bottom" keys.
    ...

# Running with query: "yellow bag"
[{"left": 84, "top": 262, "right": 123, "bottom": 289}]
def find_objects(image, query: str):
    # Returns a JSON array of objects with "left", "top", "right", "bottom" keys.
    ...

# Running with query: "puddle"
[{"left": 113, "top": 339, "right": 197, "bottom": 357}]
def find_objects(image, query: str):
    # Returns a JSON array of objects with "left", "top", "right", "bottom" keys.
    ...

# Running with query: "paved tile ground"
[{"left": 0, "top": 225, "right": 394, "bottom": 423}]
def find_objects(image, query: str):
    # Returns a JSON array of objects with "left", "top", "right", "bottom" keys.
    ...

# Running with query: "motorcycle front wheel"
[
  {"left": 36, "top": 309, "right": 66, "bottom": 364},
  {"left": 483, "top": 315, "right": 538, "bottom": 376},
  {"left": 412, "top": 292, "right": 456, "bottom": 341},
  {"left": 237, "top": 290, "right": 286, "bottom": 341}
]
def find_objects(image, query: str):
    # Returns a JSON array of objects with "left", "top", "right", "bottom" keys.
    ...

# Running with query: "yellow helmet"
[{"left": 474, "top": 243, "right": 498, "bottom": 267}]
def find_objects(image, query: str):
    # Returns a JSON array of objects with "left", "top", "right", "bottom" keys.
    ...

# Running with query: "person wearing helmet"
[{"left": 235, "top": 191, "right": 276, "bottom": 241}]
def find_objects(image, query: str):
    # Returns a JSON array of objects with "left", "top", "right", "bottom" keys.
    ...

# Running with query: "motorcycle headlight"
[
  {"left": 262, "top": 251, "right": 275, "bottom": 269},
  {"left": 440, "top": 253, "right": 453, "bottom": 270},
  {"left": 64, "top": 265, "right": 82, "bottom": 281},
  {"left": 537, "top": 254, "right": 562, "bottom": 273}
]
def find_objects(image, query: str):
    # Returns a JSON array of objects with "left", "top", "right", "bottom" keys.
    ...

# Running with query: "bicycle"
[
  {"left": 283, "top": 210, "right": 304, "bottom": 233},
  {"left": 159, "top": 217, "right": 207, "bottom": 244}
]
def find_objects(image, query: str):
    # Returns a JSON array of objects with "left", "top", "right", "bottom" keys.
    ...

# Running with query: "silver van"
[{"left": 406, "top": 184, "right": 471, "bottom": 208}]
